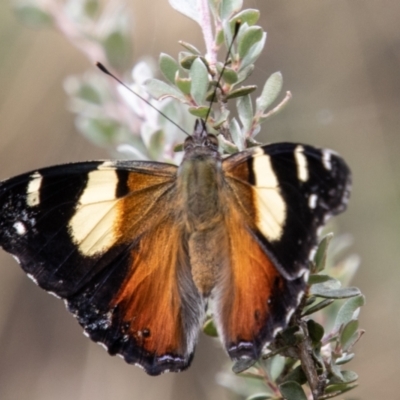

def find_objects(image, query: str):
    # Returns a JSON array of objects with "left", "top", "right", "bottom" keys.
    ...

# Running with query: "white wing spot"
[
  {"left": 12, "top": 255, "right": 21, "bottom": 264},
  {"left": 26, "top": 171, "right": 42, "bottom": 207},
  {"left": 13, "top": 221, "right": 26, "bottom": 235},
  {"left": 294, "top": 145, "right": 309, "bottom": 182},
  {"left": 273, "top": 326, "right": 283, "bottom": 337},
  {"left": 322, "top": 150, "right": 332, "bottom": 170},
  {"left": 27, "top": 273, "right": 38, "bottom": 285},
  {"left": 285, "top": 308, "right": 295, "bottom": 323},
  {"left": 308, "top": 193, "right": 318, "bottom": 209},
  {"left": 68, "top": 166, "right": 119, "bottom": 256},
  {"left": 252, "top": 149, "right": 286, "bottom": 241}
]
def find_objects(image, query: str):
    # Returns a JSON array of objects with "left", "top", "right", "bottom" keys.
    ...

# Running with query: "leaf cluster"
[{"left": 214, "top": 234, "right": 364, "bottom": 400}]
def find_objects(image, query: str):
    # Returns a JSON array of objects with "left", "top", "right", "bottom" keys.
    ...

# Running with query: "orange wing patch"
[
  {"left": 214, "top": 169, "right": 306, "bottom": 361},
  {"left": 111, "top": 214, "right": 187, "bottom": 356}
]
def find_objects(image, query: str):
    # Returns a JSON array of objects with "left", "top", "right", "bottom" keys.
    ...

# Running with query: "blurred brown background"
[{"left": 0, "top": 1, "right": 399, "bottom": 399}]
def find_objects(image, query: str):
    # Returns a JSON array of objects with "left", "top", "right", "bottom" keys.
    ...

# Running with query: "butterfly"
[{"left": 0, "top": 119, "right": 351, "bottom": 375}]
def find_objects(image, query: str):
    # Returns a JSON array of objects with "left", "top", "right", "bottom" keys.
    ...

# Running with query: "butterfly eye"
[
  {"left": 183, "top": 136, "right": 194, "bottom": 150},
  {"left": 206, "top": 134, "right": 219, "bottom": 150}
]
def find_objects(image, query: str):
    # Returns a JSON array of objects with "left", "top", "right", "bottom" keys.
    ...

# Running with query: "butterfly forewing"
[
  {"left": 0, "top": 160, "right": 203, "bottom": 375},
  {"left": 216, "top": 142, "right": 351, "bottom": 360}
]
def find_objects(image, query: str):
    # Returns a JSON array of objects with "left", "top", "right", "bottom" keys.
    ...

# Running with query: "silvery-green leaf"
[
  {"left": 340, "top": 320, "right": 359, "bottom": 350},
  {"left": 144, "top": 78, "right": 186, "bottom": 102},
  {"left": 237, "top": 64, "right": 254, "bottom": 84},
  {"left": 175, "top": 73, "right": 191, "bottom": 95},
  {"left": 219, "top": 66, "right": 238, "bottom": 84},
  {"left": 190, "top": 57, "right": 209, "bottom": 105},
  {"left": 324, "top": 383, "right": 358, "bottom": 396},
  {"left": 148, "top": 129, "right": 165, "bottom": 160},
  {"left": 232, "top": 358, "right": 257, "bottom": 374},
  {"left": 218, "top": 134, "right": 238, "bottom": 154},
  {"left": 226, "top": 85, "right": 257, "bottom": 99},
  {"left": 229, "top": 117, "right": 245, "bottom": 150},
  {"left": 329, "top": 370, "right": 358, "bottom": 385},
  {"left": 213, "top": 109, "right": 230, "bottom": 128},
  {"left": 132, "top": 61, "right": 154, "bottom": 84},
  {"left": 310, "top": 284, "right": 361, "bottom": 299},
  {"left": 279, "top": 381, "right": 307, "bottom": 400},
  {"left": 302, "top": 298, "right": 335, "bottom": 317},
  {"left": 238, "top": 26, "right": 263, "bottom": 60},
  {"left": 329, "top": 358, "right": 343, "bottom": 381},
  {"left": 230, "top": 9, "right": 260, "bottom": 28},
  {"left": 83, "top": 0, "right": 99, "bottom": 18},
  {"left": 159, "top": 53, "right": 179, "bottom": 84},
  {"left": 246, "top": 394, "right": 272, "bottom": 400},
  {"left": 216, "top": 28, "right": 225, "bottom": 46},
  {"left": 221, "top": 0, "right": 243, "bottom": 20},
  {"left": 268, "top": 355, "right": 285, "bottom": 381},
  {"left": 334, "top": 295, "right": 365, "bottom": 331},
  {"left": 237, "top": 94, "right": 253, "bottom": 134},
  {"left": 103, "top": 30, "right": 133, "bottom": 71},
  {"left": 336, "top": 353, "right": 355, "bottom": 365},
  {"left": 77, "top": 84, "right": 102, "bottom": 104},
  {"left": 77, "top": 117, "right": 120, "bottom": 146},
  {"left": 281, "top": 366, "right": 307, "bottom": 385},
  {"left": 178, "top": 40, "right": 201, "bottom": 55},
  {"left": 168, "top": 0, "right": 199, "bottom": 23},
  {"left": 14, "top": 4, "right": 53, "bottom": 26},
  {"left": 308, "top": 274, "right": 333, "bottom": 285},
  {"left": 314, "top": 233, "right": 334, "bottom": 272},
  {"left": 255, "top": 72, "right": 283, "bottom": 113},
  {"left": 240, "top": 32, "right": 266, "bottom": 71},
  {"left": 188, "top": 106, "right": 209, "bottom": 118}
]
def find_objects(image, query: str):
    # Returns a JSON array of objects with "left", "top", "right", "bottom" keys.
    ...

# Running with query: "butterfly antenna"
[
  {"left": 96, "top": 62, "right": 190, "bottom": 136},
  {"left": 204, "top": 20, "right": 241, "bottom": 124}
]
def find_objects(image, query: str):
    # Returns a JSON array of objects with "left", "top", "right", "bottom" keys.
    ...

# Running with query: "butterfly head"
[{"left": 183, "top": 120, "right": 219, "bottom": 160}]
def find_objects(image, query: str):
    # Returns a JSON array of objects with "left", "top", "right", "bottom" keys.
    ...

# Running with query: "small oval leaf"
[
  {"left": 238, "top": 26, "right": 264, "bottom": 60},
  {"left": 178, "top": 40, "right": 201, "bottom": 55},
  {"left": 190, "top": 57, "right": 209, "bottom": 105},
  {"left": 308, "top": 274, "right": 333, "bottom": 285},
  {"left": 226, "top": 85, "right": 257, "bottom": 99},
  {"left": 307, "top": 320, "right": 324, "bottom": 344},
  {"left": 279, "top": 381, "right": 308, "bottom": 400},
  {"left": 255, "top": 71, "right": 283, "bottom": 113},
  {"left": 310, "top": 285, "right": 361, "bottom": 299},
  {"left": 221, "top": 0, "right": 243, "bottom": 21},
  {"left": 232, "top": 358, "right": 257, "bottom": 374},
  {"left": 202, "top": 318, "right": 218, "bottom": 337},
  {"left": 302, "top": 298, "right": 335, "bottom": 317},
  {"left": 230, "top": 9, "right": 260, "bottom": 28},
  {"left": 237, "top": 94, "right": 253, "bottom": 134},
  {"left": 340, "top": 320, "right": 359, "bottom": 350},
  {"left": 168, "top": 0, "right": 199, "bottom": 23},
  {"left": 144, "top": 78, "right": 186, "bottom": 102},
  {"left": 246, "top": 393, "right": 272, "bottom": 400},
  {"left": 188, "top": 106, "right": 209, "bottom": 118},
  {"left": 334, "top": 295, "right": 365, "bottom": 331},
  {"left": 175, "top": 75, "right": 191, "bottom": 95},
  {"left": 240, "top": 32, "right": 267, "bottom": 70},
  {"left": 159, "top": 53, "right": 179, "bottom": 84},
  {"left": 314, "top": 233, "right": 334, "bottom": 272}
]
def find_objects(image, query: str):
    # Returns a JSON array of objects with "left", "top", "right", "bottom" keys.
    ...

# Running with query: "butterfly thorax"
[{"left": 177, "top": 122, "right": 229, "bottom": 296}]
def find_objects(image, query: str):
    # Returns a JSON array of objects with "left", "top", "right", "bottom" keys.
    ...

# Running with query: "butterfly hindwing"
[
  {"left": 0, "top": 160, "right": 203, "bottom": 375},
  {"left": 215, "top": 142, "right": 351, "bottom": 360}
]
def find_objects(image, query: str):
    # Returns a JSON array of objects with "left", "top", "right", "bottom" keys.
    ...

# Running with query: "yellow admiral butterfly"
[{"left": 0, "top": 119, "right": 350, "bottom": 375}]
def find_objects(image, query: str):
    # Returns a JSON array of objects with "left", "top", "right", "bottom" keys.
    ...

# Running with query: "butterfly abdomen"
[{"left": 178, "top": 152, "right": 229, "bottom": 296}]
